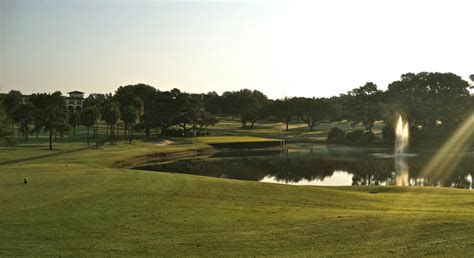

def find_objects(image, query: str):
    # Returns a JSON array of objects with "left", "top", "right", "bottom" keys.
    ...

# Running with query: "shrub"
[
  {"left": 161, "top": 128, "right": 184, "bottom": 137},
  {"left": 344, "top": 130, "right": 364, "bottom": 144},
  {"left": 327, "top": 127, "right": 345, "bottom": 143},
  {"left": 382, "top": 125, "right": 395, "bottom": 144}
]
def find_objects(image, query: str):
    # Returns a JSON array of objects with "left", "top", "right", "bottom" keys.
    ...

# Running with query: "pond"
[{"left": 134, "top": 145, "right": 474, "bottom": 189}]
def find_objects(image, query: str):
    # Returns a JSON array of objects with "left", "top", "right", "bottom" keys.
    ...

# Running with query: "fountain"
[
  {"left": 394, "top": 115, "right": 410, "bottom": 186},
  {"left": 395, "top": 115, "right": 409, "bottom": 156},
  {"left": 371, "top": 115, "right": 415, "bottom": 185}
]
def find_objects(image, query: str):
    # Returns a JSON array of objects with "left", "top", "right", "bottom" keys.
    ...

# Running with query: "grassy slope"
[
  {"left": 207, "top": 118, "right": 385, "bottom": 142},
  {"left": 1, "top": 141, "right": 473, "bottom": 256}
]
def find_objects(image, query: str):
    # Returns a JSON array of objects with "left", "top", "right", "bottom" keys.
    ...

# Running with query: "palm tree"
[
  {"left": 122, "top": 106, "right": 139, "bottom": 144},
  {"left": 80, "top": 106, "right": 100, "bottom": 146},
  {"left": 102, "top": 102, "right": 120, "bottom": 144}
]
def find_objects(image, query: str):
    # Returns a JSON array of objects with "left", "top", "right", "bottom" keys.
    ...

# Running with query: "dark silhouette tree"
[
  {"left": 29, "top": 92, "right": 68, "bottom": 150},
  {"left": 387, "top": 72, "right": 470, "bottom": 131},
  {"left": 295, "top": 97, "right": 332, "bottom": 131},
  {"left": 3, "top": 90, "right": 23, "bottom": 136},
  {"left": 114, "top": 84, "right": 157, "bottom": 136},
  {"left": 12, "top": 103, "right": 34, "bottom": 141},
  {"left": 0, "top": 98, "right": 13, "bottom": 144},
  {"left": 122, "top": 106, "right": 139, "bottom": 144},
  {"left": 347, "top": 82, "right": 382, "bottom": 132},
  {"left": 102, "top": 102, "right": 120, "bottom": 144},
  {"left": 175, "top": 94, "right": 203, "bottom": 135},
  {"left": 235, "top": 89, "right": 269, "bottom": 128},
  {"left": 80, "top": 106, "right": 100, "bottom": 146},
  {"left": 271, "top": 97, "right": 296, "bottom": 131},
  {"left": 68, "top": 111, "right": 80, "bottom": 140}
]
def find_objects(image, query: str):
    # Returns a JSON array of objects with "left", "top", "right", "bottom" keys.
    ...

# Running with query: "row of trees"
[
  {"left": 1, "top": 72, "right": 473, "bottom": 149},
  {"left": 206, "top": 72, "right": 473, "bottom": 138},
  {"left": 1, "top": 85, "right": 219, "bottom": 149}
]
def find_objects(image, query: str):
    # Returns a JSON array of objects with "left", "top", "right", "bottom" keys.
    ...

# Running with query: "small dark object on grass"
[{"left": 24, "top": 178, "right": 28, "bottom": 184}]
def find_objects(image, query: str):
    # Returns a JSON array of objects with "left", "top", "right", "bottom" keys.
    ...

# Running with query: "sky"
[{"left": 1, "top": 0, "right": 473, "bottom": 99}]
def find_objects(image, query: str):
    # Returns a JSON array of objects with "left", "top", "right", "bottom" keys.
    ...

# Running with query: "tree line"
[{"left": 1, "top": 72, "right": 473, "bottom": 149}]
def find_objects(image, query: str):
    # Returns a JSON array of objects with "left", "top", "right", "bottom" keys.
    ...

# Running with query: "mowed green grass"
[
  {"left": 1, "top": 140, "right": 473, "bottom": 256},
  {"left": 207, "top": 117, "right": 385, "bottom": 142}
]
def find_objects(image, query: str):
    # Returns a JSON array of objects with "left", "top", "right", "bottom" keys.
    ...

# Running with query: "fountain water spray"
[
  {"left": 395, "top": 115, "right": 409, "bottom": 156},
  {"left": 395, "top": 115, "right": 410, "bottom": 186}
]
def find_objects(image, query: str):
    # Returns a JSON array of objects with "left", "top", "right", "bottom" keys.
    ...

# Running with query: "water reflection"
[
  {"left": 135, "top": 146, "right": 474, "bottom": 189},
  {"left": 395, "top": 156, "right": 409, "bottom": 186}
]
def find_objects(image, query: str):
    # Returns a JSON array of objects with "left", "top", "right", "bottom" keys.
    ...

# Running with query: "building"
[{"left": 66, "top": 91, "right": 85, "bottom": 112}]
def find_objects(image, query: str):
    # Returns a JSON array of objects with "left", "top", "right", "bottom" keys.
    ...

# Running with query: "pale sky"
[{"left": 1, "top": 0, "right": 473, "bottom": 99}]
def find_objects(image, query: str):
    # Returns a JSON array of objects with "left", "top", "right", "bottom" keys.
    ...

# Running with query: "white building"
[{"left": 66, "top": 91, "right": 85, "bottom": 112}]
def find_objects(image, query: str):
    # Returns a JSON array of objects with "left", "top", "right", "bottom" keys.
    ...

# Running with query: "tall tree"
[
  {"left": 203, "top": 91, "right": 223, "bottom": 114},
  {"left": 234, "top": 89, "right": 269, "bottom": 128},
  {"left": 271, "top": 97, "right": 296, "bottom": 131},
  {"left": 3, "top": 90, "right": 23, "bottom": 136},
  {"left": 0, "top": 99, "right": 13, "bottom": 144},
  {"left": 68, "top": 111, "right": 80, "bottom": 140},
  {"left": 12, "top": 103, "right": 34, "bottom": 141},
  {"left": 102, "top": 102, "right": 121, "bottom": 144},
  {"left": 29, "top": 92, "right": 68, "bottom": 150},
  {"left": 80, "top": 106, "right": 100, "bottom": 146},
  {"left": 83, "top": 93, "right": 110, "bottom": 109},
  {"left": 347, "top": 82, "right": 382, "bottom": 132},
  {"left": 193, "top": 111, "right": 218, "bottom": 132},
  {"left": 123, "top": 97, "right": 143, "bottom": 137},
  {"left": 122, "top": 106, "right": 139, "bottom": 144},
  {"left": 387, "top": 72, "right": 470, "bottom": 130},
  {"left": 175, "top": 94, "right": 203, "bottom": 135},
  {"left": 295, "top": 97, "right": 332, "bottom": 131},
  {"left": 114, "top": 84, "right": 157, "bottom": 136}
]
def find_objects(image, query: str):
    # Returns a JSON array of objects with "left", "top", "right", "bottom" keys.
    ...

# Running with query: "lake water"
[{"left": 135, "top": 145, "right": 474, "bottom": 189}]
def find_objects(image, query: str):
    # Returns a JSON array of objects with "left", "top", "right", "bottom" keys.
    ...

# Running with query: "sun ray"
[{"left": 420, "top": 114, "right": 474, "bottom": 184}]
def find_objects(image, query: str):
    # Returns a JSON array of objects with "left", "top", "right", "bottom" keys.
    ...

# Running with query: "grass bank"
[{"left": 0, "top": 140, "right": 473, "bottom": 256}]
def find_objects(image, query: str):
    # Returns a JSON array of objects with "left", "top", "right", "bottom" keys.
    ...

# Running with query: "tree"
[
  {"left": 295, "top": 97, "right": 332, "bottom": 131},
  {"left": 83, "top": 93, "right": 110, "bottom": 109},
  {"left": 3, "top": 90, "right": 23, "bottom": 136},
  {"left": 102, "top": 102, "right": 120, "bottom": 144},
  {"left": 221, "top": 91, "right": 240, "bottom": 118},
  {"left": 122, "top": 106, "right": 139, "bottom": 144},
  {"left": 347, "top": 82, "right": 383, "bottom": 132},
  {"left": 175, "top": 94, "right": 203, "bottom": 135},
  {"left": 271, "top": 97, "right": 296, "bottom": 131},
  {"left": 387, "top": 72, "right": 471, "bottom": 131},
  {"left": 114, "top": 84, "right": 157, "bottom": 136},
  {"left": 470, "top": 74, "right": 474, "bottom": 90},
  {"left": 29, "top": 92, "right": 68, "bottom": 150},
  {"left": 0, "top": 99, "right": 13, "bottom": 145},
  {"left": 235, "top": 89, "right": 269, "bottom": 128},
  {"left": 192, "top": 110, "right": 218, "bottom": 133},
  {"left": 80, "top": 106, "right": 100, "bottom": 146},
  {"left": 203, "top": 91, "right": 223, "bottom": 114},
  {"left": 68, "top": 111, "right": 80, "bottom": 140},
  {"left": 12, "top": 103, "right": 34, "bottom": 141},
  {"left": 123, "top": 97, "right": 143, "bottom": 137}
]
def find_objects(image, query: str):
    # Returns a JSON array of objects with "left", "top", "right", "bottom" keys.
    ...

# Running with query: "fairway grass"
[{"left": 1, "top": 141, "right": 473, "bottom": 256}]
